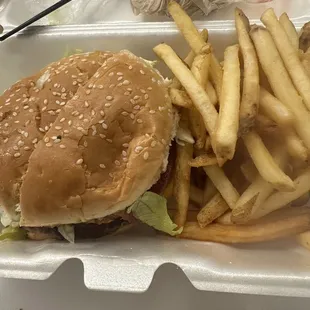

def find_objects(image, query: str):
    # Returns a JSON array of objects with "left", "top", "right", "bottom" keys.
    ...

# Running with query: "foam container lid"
[{"left": 1, "top": 0, "right": 310, "bottom": 297}]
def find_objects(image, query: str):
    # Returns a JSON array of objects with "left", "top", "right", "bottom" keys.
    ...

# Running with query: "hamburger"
[{"left": 0, "top": 50, "right": 179, "bottom": 242}]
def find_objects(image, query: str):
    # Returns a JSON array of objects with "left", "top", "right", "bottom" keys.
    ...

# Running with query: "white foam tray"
[{"left": 1, "top": 0, "right": 310, "bottom": 297}]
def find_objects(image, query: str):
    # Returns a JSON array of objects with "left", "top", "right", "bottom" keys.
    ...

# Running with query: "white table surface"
[{"left": 0, "top": 259, "right": 309, "bottom": 310}]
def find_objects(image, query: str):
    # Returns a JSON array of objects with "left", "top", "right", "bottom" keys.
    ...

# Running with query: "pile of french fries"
[{"left": 154, "top": 1, "right": 310, "bottom": 249}]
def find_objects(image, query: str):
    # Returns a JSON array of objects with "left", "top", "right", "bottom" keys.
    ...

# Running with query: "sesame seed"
[
  {"left": 123, "top": 80, "right": 130, "bottom": 85},
  {"left": 83, "top": 141, "right": 88, "bottom": 147},
  {"left": 29, "top": 109, "right": 34, "bottom": 113},
  {"left": 99, "top": 120, "right": 105, "bottom": 124},
  {"left": 42, "top": 106, "right": 47, "bottom": 112},
  {"left": 54, "top": 83, "right": 58, "bottom": 88},
  {"left": 134, "top": 105, "right": 140, "bottom": 110},
  {"left": 14, "top": 120, "right": 20, "bottom": 124},
  {"left": 13, "top": 146, "right": 19, "bottom": 151},
  {"left": 4, "top": 138, "right": 8, "bottom": 144},
  {"left": 54, "top": 139, "right": 61, "bottom": 144},
  {"left": 109, "top": 173, "right": 113, "bottom": 178},
  {"left": 147, "top": 87, "right": 152, "bottom": 91},
  {"left": 17, "top": 140, "right": 24, "bottom": 146},
  {"left": 14, "top": 153, "right": 21, "bottom": 158},
  {"left": 56, "top": 109, "right": 61, "bottom": 113},
  {"left": 106, "top": 139, "right": 113, "bottom": 143},
  {"left": 44, "top": 137, "right": 50, "bottom": 143},
  {"left": 23, "top": 105, "right": 29, "bottom": 110},
  {"left": 152, "top": 78, "right": 156, "bottom": 83},
  {"left": 39, "top": 128, "right": 45, "bottom": 133},
  {"left": 106, "top": 96, "right": 113, "bottom": 101},
  {"left": 108, "top": 72, "right": 114, "bottom": 77},
  {"left": 60, "top": 102, "right": 66, "bottom": 106},
  {"left": 124, "top": 92, "right": 130, "bottom": 96},
  {"left": 60, "top": 144, "right": 66, "bottom": 149},
  {"left": 77, "top": 127, "right": 84, "bottom": 131},
  {"left": 140, "top": 70, "right": 145, "bottom": 75},
  {"left": 134, "top": 95, "right": 140, "bottom": 100},
  {"left": 159, "top": 106, "right": 165, "bottom": 111},
  {"left": 24, "top": 146, "right": 31, "bottom": 151},
  {"left": 16, "top": 98, "right": 21, "bottom": 102},
  {"left": 64, "top": 130, "right": 69, "bottom": 134},
  {"left": 102, "top": 123, "right": 108, "bottom": 129},
  {"left": 122, "top": 151, "right": 127, "bottom": 157},
  {"left": 140, "top": 89, "right": 146, "bottom": 94},
  {"left": 77, "top": 78, "right": 83, "bottom": 83},
  {"left": 35, "top": 89, "right": 39, "bottom": 93},
  {"left": 78, "top": 114, "right": 84, "bottom": 120},
  {"left": 5, "top": 98, "right": 10, "bottom": 103},
  {"left": 105, "top": 103, "right": 111, "bottom": 107},
  {"left": 46, "top": 143, "right": 52, "bottom": 147},
  {"left": 137, "top": 119, "right": 143, "bottom": 124},
  {"left": 68, "top": 120, "right": 72, "bottom": 126},
  {"left": 130, "top": 114, "right": 135, "bottom": 120},
  {"left": 117, "top": 76, "right": 123, "bottom": 81},
  {"left": 123, "top": 157, "right": 128, "bottom": 162},
  {"left": 100, "top": 110, "right": 105, "bottom": 117},
  {"left": 129, "top": 65, "right": 133, "bottom": 70},
  {"left": 144, "top": 94, "right": 149, "bottom": 100},
  {"left": 23, "top": 98, "right": 28, "bottom": 103},
  {"left": 60, "top": 118, "right": 66, "bottom": 123},
  {"left": 121, "top": 112, "right": 129, "bottom": 116},
  {"left": 143, "top": 152, "right": 149, "bottom": 160},
  {"left": 83, "top": 119, "right": 89, "bottom": 123},
  {"left": 123, "top": 143, "right": 129, "bottom": 148},
  {"left": 10, "top": 94, "right": 15, "bottom": 98},
  {"left": 99, "top": 134, "right": 106, "bottom": 139},
  {"left": 84, "top": 101, "right": 89, "bottom": 108},
  {"left": 76, "top": 158, "right": 83, "bottom": 165},
  {"left": 86, "top": 90, "right": 91, "bottom": 95},
  {"left": 88, "top": 84, "right": 93, "bottom": 89},
  {"left": 98, "top": 85, "right": 104, "bottom": 89},
  {"left": 135, "top": 146, "right": 143, "bottom": 153},
  {"left": 91, "top": 110, "right": 96, "bottom": 116},
  {"left": 149, "top": 110, "right": 155, "bottom": 114},
  {"left": 4, "top": 123, "right": 9, "bottom": 127},
  {"left": 24, "top": 132, "right": 29, "bottom": 138},
  {"left": 61, "top": 87, "right": 66, "bottom": 93},
  {"left": 99, "top": 164, "right": 106, "bottom": 169},
  {"left": 55, "top": 126, "right": 62, "bottom": 130},
  {"left": 32, "top": 138, "right": 38, "bottom": 144}
]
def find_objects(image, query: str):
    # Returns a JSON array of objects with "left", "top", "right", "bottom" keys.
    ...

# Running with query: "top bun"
[
  {"left": 20, "top": 50, "right": 175, "bottom": 227},
  {"left": 0, "top": 51, "right": 112, "bottom": 216}
]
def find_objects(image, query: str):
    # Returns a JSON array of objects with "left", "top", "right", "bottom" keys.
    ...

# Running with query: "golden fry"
[
  {"left": 188, "top": 108, "right": 206, "bottom": 149},
  {"left": 203, "top": 178, "right": 217, "bottom": 204},
  {"left": 169, "top": 88, "right": 192, "bottom": 108},
  {"left": 255, "top": 114, "right": 278, "bottom": 134},
  {"left": 180, "top": 207, "right": 310, "bottom": 243},
  {"left": 261, "top": 9, "right": 310, "bottom": 111},
  {"left": 210, "top": 53, "right": 223, "bottom": 99},
  {"left": 243, "top": 130, "right": 295, "bottom": 191},
  {"left": 154, "top": 44, "right": 218, "bottom": 141},
  {"left": 191, "top": 52, "right": 211, "bottom": 87},
  {"left": 173, "top": 142, "right": 194, "bottom": 228},
  {"left": 235, "top": 8, "right": 260, "bottom": 134},
  {"left": 240, "top": 159, "right": 257, "bottom": 183},
  {"left": 189, "top": 154, "right": 218, "bottom": 167},
  {"left": 232, "top": 146, "right": 288, "bottom": 223},
  {"left": 253, "top": 167, "right": 310, "bottom": 219},
  {"left": 197, "top": 192, "right": 229, "bottom": 227},
  {"left": 215, "top": 44, "right": 241, "bottom": 161},
  {"left": 203, "top": 165, "right": 240, "bottom": 209},
  {"left": 168, "top": 1, "right": 206, "bottom": 54},
  {"left": 216, "top": 211, "right": 233, "bottom": 225},
  {"left": 279, "top": 12, "right": 299, "bottom": 51},
  {"left": 250, "top": 25, "right": 310, "bottom": 150}
]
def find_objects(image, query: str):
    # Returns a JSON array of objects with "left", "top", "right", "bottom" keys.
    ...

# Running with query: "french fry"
[
  {"left": 169, "top": 88, "right": 192, "bottom": 108},
  {"left": 299, "top": 22, "right": 310, "bottom": 52},
  {"left": 215, "top": 44, "right": 241, "bottom": 161},
  {"left": 259, "top": 87, "right": 308, "bottom": 162},
  {"left": 168, "top": 1, "right": 206, "bottom": 54},
  {"left": 206, "top": 81, "right": 217, "bottom": 106},
  {"left": 243, "top": 130, "right": 295, "bottom": 191},
  {"left": 163, "top": 177, "right": 174, "bottom": 199},
  {"left": 259, "top": 87, "right": 293, "bottom": 127},
  {"left": 240, "top": 159, "right": 257, "bottom": 183},
  {"left": 261, "top": 8, "right": 310, "bottom": 111},
  {"left": 216, "top": 211, "right": 233, "bottom": 225},
  {"left": 189, "top": 51, "right": 211, "bottom": 149},
  {"left": 203, "top": 178, "right": 217, "bottom": 204},
  {"left": 253, "top": 167, "right": 310, "bottom": 219},
  {"left": 255, "top": 114, "right": 278, "bottom": 134},
  {"left": 279, "top": 12, "right": 299, "bottom": 51},
  {"left": 235, "top": 8, "right": 260, "bottom": 134},
  {"left": 197, "top": 192, "right": 230, "bottom": 227},
  {"left": 203, "top": 165, "right": 240, "bottom": 209},
  {"left": 180, "top": 207, "right": 310, "bottom": 243},
  {"left": 154, "top": 44, "right": 219, "bottom": 143},
  {"left": 297, "top": 231, "right": 310, "bottom": 251},
  {"left": 171, "top": 29, "right": 210, "bottom": 90},
  {"left": 250, "top": 25, "right": 310, "bottom": 150},
  {"left": 189, "top": 185, "right": 204, "bottom": 206},
  {"left": 189, "top": 154, "right": 218, "bottom": 167},
  {"left": 232, "top": 146, "right": 288, "bottom": 223},
  {"left": 210, "top": 53, "right": 223, "bottom": 99},
  {"left": 174, "top": 140, "right": 194, "bottom": 228}
]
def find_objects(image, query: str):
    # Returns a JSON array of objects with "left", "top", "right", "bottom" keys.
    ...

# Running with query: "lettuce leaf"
[
  {"left": 0, "top": 226, "right": 27, "bottom": 241},
  {"left": 128, "top": 192, "right": 182, "bottom": 236}
]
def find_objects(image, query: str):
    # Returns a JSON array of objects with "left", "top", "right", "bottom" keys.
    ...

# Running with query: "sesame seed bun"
[
  {"left": 0, "top": 51, "right": 113, "bottom": 216},
  {"left": 19, "top": 50, "right": 175, "bottom": 227}
]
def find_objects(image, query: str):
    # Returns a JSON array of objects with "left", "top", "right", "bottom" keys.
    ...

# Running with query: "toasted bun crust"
[
  {"left": 0, "top": 51, "right": 112, "bottom": 215},
  {"left": 20, "top": 51, "right": 174, "bottom": 227}
]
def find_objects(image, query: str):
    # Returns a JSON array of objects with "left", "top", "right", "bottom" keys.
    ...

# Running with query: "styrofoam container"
[{"left": 1, "top": 1, "right": 310, "bottom": 298}]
